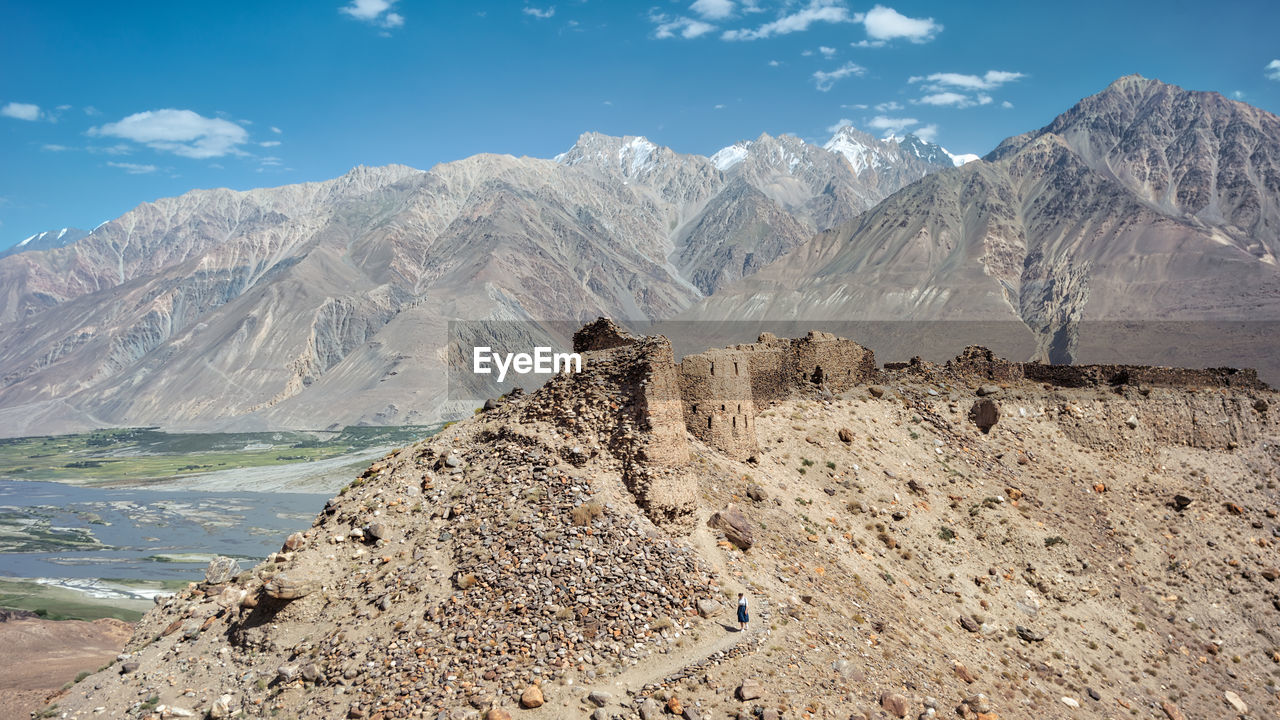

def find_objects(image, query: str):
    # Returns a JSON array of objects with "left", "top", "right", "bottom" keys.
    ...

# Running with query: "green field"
[
  {"left": 0, "top": 578, "right": 172, "bottom": 622},
  {"left": 0, "top": 425, "right": 440, "bottom": 485}
]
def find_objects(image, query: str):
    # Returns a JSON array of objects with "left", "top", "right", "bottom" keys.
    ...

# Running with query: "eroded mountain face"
[
  {"left": 0, "top": 129, "right": 952, "bottom": 435},
  {"left": 683, "top": 75, "right": 1280, "bottom": 364}
]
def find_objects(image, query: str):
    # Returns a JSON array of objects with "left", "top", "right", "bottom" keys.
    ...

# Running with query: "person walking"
[{"left": 736, "top": 592, "right": 749, "bottom": 631}]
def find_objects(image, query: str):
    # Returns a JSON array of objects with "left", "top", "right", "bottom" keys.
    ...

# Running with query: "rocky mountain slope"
[
  {"left": 41, "top": 324, "right": 1280, "bottom": 720},
  {"left": 681, "top": 75, "right": 1280, "bottom": 368},
  {"left": 0, "top": 130, "right": 951, "bottom": 437}
]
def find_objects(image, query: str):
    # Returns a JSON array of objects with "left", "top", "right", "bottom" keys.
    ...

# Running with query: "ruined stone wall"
[
  {"left": 1019, "top": 363, "right": 1269, "bottom": 390},
  {"left": 945, "top": 346, "right": 1024, "bottom": 382},
  {"left": 678, "top": 349, "right": 757, "bottom": 461},
  {"left": 521, "top": 335, "right": 693, "bottom": 527},
  {"left": 572, "top": 317, "right": 639, "bottom": 353},
  {"left": 789, "top": 331, "right": 878, "bottom": 392},
  {"left": 674, "top": 331, "right": 877, "bottom": 459},
  {"left": 938, "top": 345, "right": 1270, "bottom": 391}
]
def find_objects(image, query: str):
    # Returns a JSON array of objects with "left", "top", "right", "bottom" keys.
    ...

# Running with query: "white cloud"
[
  {"left": 714, "top": 103, "right": 726, "bottom": 109},
  {"left": 83, "top": 106, "right": 101, "bottom": 116},
  {"left": 270, "top": 126, "right": 282, "bottom": 134},
  {"left": 861, "top": 5, "right": 940, "bottom": 43},
  {"left": 917, "top": 92, "right": 975, "bottom": 107},
  {"left": 260, "top": 140, "right": 281, "bottom": 147},
  {"left": 42, "top": 144, "right": 71, "bottom": 152},
  {"left": 722, "top": 0, "right": 854, "bottom": 41},
  {"left": 1267, "top": 60, "right": 1280, "bottom": 81},
  {"left": 914, "top": 124, "right": 938, "bottom": 142},
  {"left": 768, "top": 59, "right": 781, "bottom": 66},
  {"left": 1001, "top": 100, "right": 1014, "bottom": 108},
  {"left": 1231, "top": 90, "right": 1245, "bottom": 100},
  {"left": 340, "top": 0, "right": 404, "bottom": 29},
  {"left": 90, "top": 109, "right": 250, "bottom": 159},
  {"left": 691, "top": 0, "right": 734, "bottom": 20},
  {"left": 826, "top": 118, "right": 853, "bottom": 133},
  {"left": 651, "top": 12, "right": 716, "bottom": 38},
  {"left": 912, "top": 70, "right": 1024, "bottom": 90},
  {"left": 874, "top": 100, "right": 903, "bottom": 112},
  {"left": 812, "top": 61, "right": 866, "bottom": 91},
  {"left": 867, "top": 115, "right": 919, "bottom": 134},
  {"left": 108, "top": 161, "right": 158, "bottom": 175},
  {"left": 818, "top": 45, "right": 836, "bottom": 57},
  {"left": 523, "top": 6, "right": 554, "bottom": 19},
  {"left": 1, "top": 102, "right": 41, "bottom": 121},
  {"left": 909, "top": 70, "right": 1023, "bottom": 108}
]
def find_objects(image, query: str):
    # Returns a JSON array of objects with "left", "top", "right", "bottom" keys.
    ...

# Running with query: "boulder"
[
  {"left": 265, "top": 572, "right": 316, "bottom": 601},
  {"left": 1224, "top": 691, "right": 1248, "bottom": 713},
  {"left": 281, "top": 532, "right": 306, "bottom": 552},
  {"left": 968, "top": 399, "right": 999, "bottom": 434},
  {"left": 209, "top": 695, "right": 233, "bottom": 719},
  {"left": 204, "top": 556, "right": 240, "bottom": 585},
  {"left": 520, "top": 685, "right": 544, "bottom": 709},
  {"left": 708, "top": 505, "right": 754, "bottom": 550},
  {"left": 1016, "top": 625, "right": 1045, "bottom": 642},
  {"left": 696, "top": 599, "right": 721, "bottom": 618},
  {"left": 637, "top": 699, "right": 661, "bottom": 720},
  {"left": 880, "top": 692, "right": 910, "bottom": 718},
  {"left": 737, "top": 679, "right": 764, "bottom": 701}
]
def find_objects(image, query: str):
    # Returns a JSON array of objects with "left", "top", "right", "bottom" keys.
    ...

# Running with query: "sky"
[{"left": 3, "top": 0, "right": 1279, "bottom": 247}]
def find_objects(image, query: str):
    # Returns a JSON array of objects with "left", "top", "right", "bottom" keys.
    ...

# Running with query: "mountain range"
[{"left": 0, "top": 75, "right": 1277, "bottom": 436}]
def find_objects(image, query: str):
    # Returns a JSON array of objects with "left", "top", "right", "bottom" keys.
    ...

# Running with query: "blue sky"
[{"left": 3, "top": 0, "right": 1279, "bottom": 247}]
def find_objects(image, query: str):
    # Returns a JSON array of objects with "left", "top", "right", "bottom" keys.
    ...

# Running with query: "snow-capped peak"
[
  {"left": 554, "top": 133, "right": 664, "bottom": 176},
  {"left": 619, "top": 136, "right": 657, "bottom": 173},
  {"left": 710, "top": 142, "right": 751, "bottom": 172},
  {"left": 943, "top": 150, "right": 981, "bottom": 167},
  {"left": 823, "top": 126, "right": 884, "bottom": 174},
  {"left": 17, "top": 233, "right": 37, "bottom": 247}
]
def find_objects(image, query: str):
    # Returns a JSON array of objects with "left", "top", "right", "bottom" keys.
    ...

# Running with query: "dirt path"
[
  {"left": 592, "top": 595, "right": 769, "bottom": 695},
  {"left": 558, "top": 517, "right": 770, "bottom": 716}
]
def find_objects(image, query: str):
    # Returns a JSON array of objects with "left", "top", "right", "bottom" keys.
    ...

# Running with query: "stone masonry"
[{"left": 571, "top": 319, "right": 879, "bottom": 463}]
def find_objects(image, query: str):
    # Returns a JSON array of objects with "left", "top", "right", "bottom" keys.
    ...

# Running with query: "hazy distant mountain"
[
  {"left": 1, "top": 227, "right": 87, "bottom": 259},
  {"left": 0, "top": 128, "right": 952, "bottom": 436},
  {"left": 681, "top": 75, "right": 1280, "bottom": 364},
  {"left": 7, "top": 77, "right": 1269, "bottom": 437}
]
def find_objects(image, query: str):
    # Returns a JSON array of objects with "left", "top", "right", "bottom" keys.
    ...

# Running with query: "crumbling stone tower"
[{"left": 679, "top": 349, "right": 758, "bottom": 460}]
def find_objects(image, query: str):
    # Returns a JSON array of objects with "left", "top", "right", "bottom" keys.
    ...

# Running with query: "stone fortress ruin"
[{"left": 562, "top": 318, "right": 1270, "bottom": 468}]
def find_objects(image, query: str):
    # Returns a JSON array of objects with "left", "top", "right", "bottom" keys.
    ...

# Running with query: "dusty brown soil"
[
  {"left": 0, "top": 612, "right": 132, "bottom": 720},
  {"left": 32, "top": 351, "right": 1280, "bottom": 720}
]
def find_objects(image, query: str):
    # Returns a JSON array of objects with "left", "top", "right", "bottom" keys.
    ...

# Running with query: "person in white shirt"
[{"left": 737, "top": 592, "right": 749, "bottom": 631}]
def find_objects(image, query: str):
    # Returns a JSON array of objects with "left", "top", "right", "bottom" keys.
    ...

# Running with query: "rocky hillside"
[
  {"left": 44, "top": 325, "right": 1280, "bottom": 720},
  {"left": 0, "top": 129, "right": 951, "bottom": 437},
  {"left": 681, "top": 75, "right": 1280, "bottom": 368}
]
